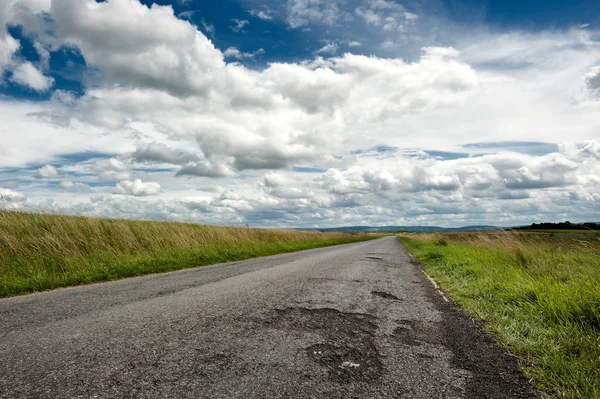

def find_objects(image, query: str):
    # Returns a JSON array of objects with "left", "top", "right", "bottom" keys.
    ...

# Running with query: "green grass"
[
  {"left": 0, "top": 211, "right": 378, "bottom": 298},
  {"left": 399, "top": 232, "right": 600, "bottom": 398}
]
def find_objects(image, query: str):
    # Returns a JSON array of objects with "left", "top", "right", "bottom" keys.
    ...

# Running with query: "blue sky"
[
  {"left": 4, "top": 0, "right": 599, "bottom": 101},
  {"left": 0, "top": 0, "right": 599, "bottom": 227}
]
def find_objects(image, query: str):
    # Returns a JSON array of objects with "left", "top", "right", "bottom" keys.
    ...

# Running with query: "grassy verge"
[
  {"left": 399, "top": 232, "right": 600, "bottom": 399},
  {"left": 0, "top": 211, "right": 378, "bottom": 298}
]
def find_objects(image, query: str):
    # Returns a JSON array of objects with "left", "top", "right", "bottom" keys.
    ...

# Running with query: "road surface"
[{"left": 0, "top": 237, "right": 537, "bottom": 398}]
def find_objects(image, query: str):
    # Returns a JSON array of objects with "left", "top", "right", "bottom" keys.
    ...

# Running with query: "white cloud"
[
  {"left": 176, "top": 161, "right": 235, "bottom": 178},
  {"left": 0, "top": 0, "right": 52, "bottom": 76},
  {"left": 286, "top": 0, "right": 346, "bottom": 28},
  {"left": 100, "top": 171, "right": 133, "bottom": 181},
  {"left": 223, "top": 46, "right": 265, "bottom": 59},
  {"left": 51, "top": 0, "right": 224, "bottom": 97},
  {"left": 92, "top": 158, "right": 128, "bottom": 173},
  {"left": 585, "top": 66, "right": 600, "bottom": 98},
  {"left": 0, "top": 35, "right": 19, "bottom": 75},
  {"left": 91, "top": 158, "right": 132, "bottom": 181},
  {"left": 230, "top": 19, "right": 249, "bottom": 32},
  {"left": 133, "top": 143, "right": 200, "bottom": 165},
  {"left": 354, "top": 0, "right": 414, "bottom": 32},
  {"left": 177, "top": 10, "right": 196, "bottom": 20},
  {"left": 113, "top": 179, "right": 161, "bottom": 197},
  {"left": 34, "top": 164, "right": 59, "bottom": 179},
  {"left": 404, "top": 12, "right": 418, "bottom": 21},
  {"left": 59, "top": 181, "right": 90, "bottom": 191},
  {"left": 249, "top": 9, "right": 273, "bottom": 21},
  {"left": 355, "top": 8, "right": 381, "bottom": 25},
  {"left": 10, "top": 61, "right": 54, "bottom": 92},
  {"left": 1, "top": 0, "right": 600, "bottom": 227},
  {"left": 314, "top": 43, "right": 338, "bottom": 55},
  {"left": 0, "top": 188, "right": 25, "bottom": 202},
  {"left": 1, "top": 181, "right": 19, "bottom": 189},
  {"left": 201, "top": 20, "right": 215, "bottom": 37}
]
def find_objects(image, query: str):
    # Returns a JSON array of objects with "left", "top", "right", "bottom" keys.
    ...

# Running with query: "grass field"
[
  {"left": 0, "top": 211, "right": 377, "bottom": 298},
  {"left": 399, "top": 232, "right": 600, "bottom": 398},
  {"left": 518, "top": 229, "right": 600, "bottom": 235}
]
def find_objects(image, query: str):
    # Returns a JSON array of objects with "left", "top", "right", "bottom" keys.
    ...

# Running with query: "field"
[
  {"left": 399, "top": 232, "right": 600, "bottom": 398},
  {"left": 0, "top": 211, "right": 377, "bottom": 298}
]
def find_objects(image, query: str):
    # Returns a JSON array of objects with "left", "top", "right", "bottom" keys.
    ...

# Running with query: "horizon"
[{"left": 1, "top": 0, "right": 599, "bottom": 228}]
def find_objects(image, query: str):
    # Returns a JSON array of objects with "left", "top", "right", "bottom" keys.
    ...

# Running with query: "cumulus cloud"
[
  {"left": 34, "top": 164, "right": 59, "bottom": 179},
  {"left": 59, "top": 181, "right": 90, "bottom": 191},
  {"left": 132, "top": 143, "right": 199, "bottom": 165},
  {"left": 50, "top": 0, "right": 224, "bottom": 97},
  {"left": 1, "top": 0, "right": 600, "bottom": 227},
  {"left": 0, "top": 35, "right": 19, "bottom": 75},
  {"left": 0, "top": 0, "right": 51, "bottom": 76},
  {"left": 113, "top": 179, "right": 161, "bottom": 197},
  {"left": 585, "top": 66, "right": 600, "bottom": 98},
  {"left": 18, "top": 141, "right": 600, "bottom": 227},
  {"left": 89, "top": 158, "right": 133, "bottom": 181},
  {"left": 0, "top": 188, "right": 25, "bottom": 202},
  {"left": 263, "top": 172, "right": 314, "bottom": 199},
  {"left": 175, "top": 161, "right": 235, "bottom": 178},
  {"left": 10, "top": 62, "right": 54, "bottom": 92}
]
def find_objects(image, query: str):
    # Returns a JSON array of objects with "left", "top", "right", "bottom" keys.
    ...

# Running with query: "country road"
[{"left": 0, "top": 236, "right": 537, "bottom": 398}]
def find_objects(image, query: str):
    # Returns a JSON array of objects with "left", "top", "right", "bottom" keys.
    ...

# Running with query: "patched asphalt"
[{"left": 0, "top": 236, "right": 538, "bottom": 398}]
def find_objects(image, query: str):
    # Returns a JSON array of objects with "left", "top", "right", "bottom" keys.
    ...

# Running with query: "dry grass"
[
  {"left": 399, "top": 231, "right": 600, "bottom": 398},
  {"left": 0, "top": 211, "right": 376, "bottom": 297}
]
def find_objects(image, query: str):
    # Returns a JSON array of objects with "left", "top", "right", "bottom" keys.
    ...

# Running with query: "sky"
[{"left": 0, "top": 0, "right": 599, "bottom": 228}]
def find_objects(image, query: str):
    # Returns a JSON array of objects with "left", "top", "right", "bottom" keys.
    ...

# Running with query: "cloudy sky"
[{"left": 1, "top": 0, "right": 599, "bottom": 228}]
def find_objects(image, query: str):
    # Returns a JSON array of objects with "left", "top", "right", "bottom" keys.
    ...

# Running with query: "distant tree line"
[{"left": 514, "top": 221, "right": 600, "bottom": 231}]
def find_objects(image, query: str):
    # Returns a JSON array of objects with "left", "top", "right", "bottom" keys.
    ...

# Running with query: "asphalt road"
[{"left": 0, "top": 237, "right": 537, "bottom": 398}]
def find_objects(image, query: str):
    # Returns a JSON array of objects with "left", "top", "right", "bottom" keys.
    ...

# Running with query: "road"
[{"left": 0, "top": 236, "right": 537, "bottom": 398}]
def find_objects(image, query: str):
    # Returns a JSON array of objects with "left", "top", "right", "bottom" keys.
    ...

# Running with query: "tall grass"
[
  {"left": 0, "top": 211, "right": 376, "bottom": 298},
  {"left": 399, "top": 232, "right": 600, "bottom": 398}
]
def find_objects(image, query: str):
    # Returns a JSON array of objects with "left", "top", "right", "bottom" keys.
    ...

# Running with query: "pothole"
[
  {"left": 266, "top": 307, "right": 384, "bottom": 382},
  {"left": 365, "top": 256, "right": 383, "bottom": 260},
  {"left": 305, "top": 342, "right": 382, "bottom": 382},
  {"left": 392, "top": 320, "right": 443, "bottom": 347},
  {"left": 371, "top": 291, "right": 402, "bottom": 301}
]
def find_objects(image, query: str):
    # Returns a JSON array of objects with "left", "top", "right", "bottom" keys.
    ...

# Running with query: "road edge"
[{"left": 399, "top": 238, "right": 541, "bottom": 398}]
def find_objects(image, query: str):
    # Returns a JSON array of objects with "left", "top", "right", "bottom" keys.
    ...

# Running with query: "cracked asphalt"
[{"left": 0, "top": 236, "right": 538, "bottom": 398}]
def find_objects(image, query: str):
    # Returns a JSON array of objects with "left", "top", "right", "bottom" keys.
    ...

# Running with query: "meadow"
[
  {"left": 399, "top": 232, "right": 600, "bottom": 399},
  {"left": 0, "top": 211, "right": 376, "bottom": 298}
]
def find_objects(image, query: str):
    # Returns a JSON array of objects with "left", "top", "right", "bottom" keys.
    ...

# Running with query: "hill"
[{"left": 306, "top": 225, "right": 502, "bottom": 233}]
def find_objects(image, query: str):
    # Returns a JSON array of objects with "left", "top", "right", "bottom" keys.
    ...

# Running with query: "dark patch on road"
[
  {"left": 365, "top": 256, "right": 382, "bottom": 260},
  {"left": 371, "top": 291, "right": 402, "bottom": 301},
  {"left": 267, "top": 307, "right": 384, "bottom": 383},
  {"left": 408, "top": 257, "right": 540, "bottom": 398},
  {"left": 391, "top": 320, "right": 443, "bottom": 346}
]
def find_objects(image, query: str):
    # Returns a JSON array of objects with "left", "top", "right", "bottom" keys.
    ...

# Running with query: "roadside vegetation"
[
  {"left": 399, "top": 231, "right": 600, "bottom": 399},
  {"left": 0, "top": 211, "right": 377, "bottom": 298}
]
